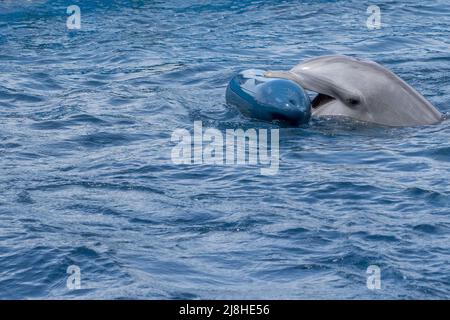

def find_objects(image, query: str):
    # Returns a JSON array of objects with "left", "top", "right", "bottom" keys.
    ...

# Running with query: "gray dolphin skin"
[{"left": 265, "top": 55, "right": 442, "bottom": 126}]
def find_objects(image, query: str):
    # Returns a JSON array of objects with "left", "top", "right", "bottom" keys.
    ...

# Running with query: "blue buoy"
[{"left": 226, "top": 69, "right": 311, "bottom": 125}]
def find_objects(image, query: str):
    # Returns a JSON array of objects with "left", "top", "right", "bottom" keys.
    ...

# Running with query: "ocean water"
[{"left": 0, "top": 0, "right": 449, "bottom": 299}]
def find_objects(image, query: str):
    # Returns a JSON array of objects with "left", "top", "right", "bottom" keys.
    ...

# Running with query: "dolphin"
[{"left": 265, "top": 55, "right": 442, "bottom": 127}]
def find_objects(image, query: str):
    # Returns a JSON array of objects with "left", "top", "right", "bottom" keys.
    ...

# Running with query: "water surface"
[{"left": 0, "top": 0, "right": 449, "bottom": 299}]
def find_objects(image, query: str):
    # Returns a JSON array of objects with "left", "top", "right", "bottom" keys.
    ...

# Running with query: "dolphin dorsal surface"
[{"left": 266, "top": 55, "right": 442, "bottom": 127}]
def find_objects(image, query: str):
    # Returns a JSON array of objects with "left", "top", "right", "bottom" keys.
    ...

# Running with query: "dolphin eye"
[{"left": 347, "top": 98, "right": 359, "bottom": 106}]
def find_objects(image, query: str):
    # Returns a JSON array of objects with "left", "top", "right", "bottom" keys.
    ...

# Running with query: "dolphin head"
[{"left": 265, "top": 55, "right": 442, "bottom": 127}]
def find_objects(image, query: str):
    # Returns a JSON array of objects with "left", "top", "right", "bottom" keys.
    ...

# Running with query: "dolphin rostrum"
[{"left": 265, "top": 55, "right": 442, "bottom": 127}]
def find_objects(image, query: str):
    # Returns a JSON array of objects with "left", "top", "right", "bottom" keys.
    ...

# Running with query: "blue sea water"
[{"left": 0, "top": 0, "right": 449, "bottom": 299}]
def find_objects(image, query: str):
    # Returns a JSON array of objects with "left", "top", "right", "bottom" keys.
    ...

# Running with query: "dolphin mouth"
[{"left": 311, "top": 93, "right": 335, "bottom": 109}]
